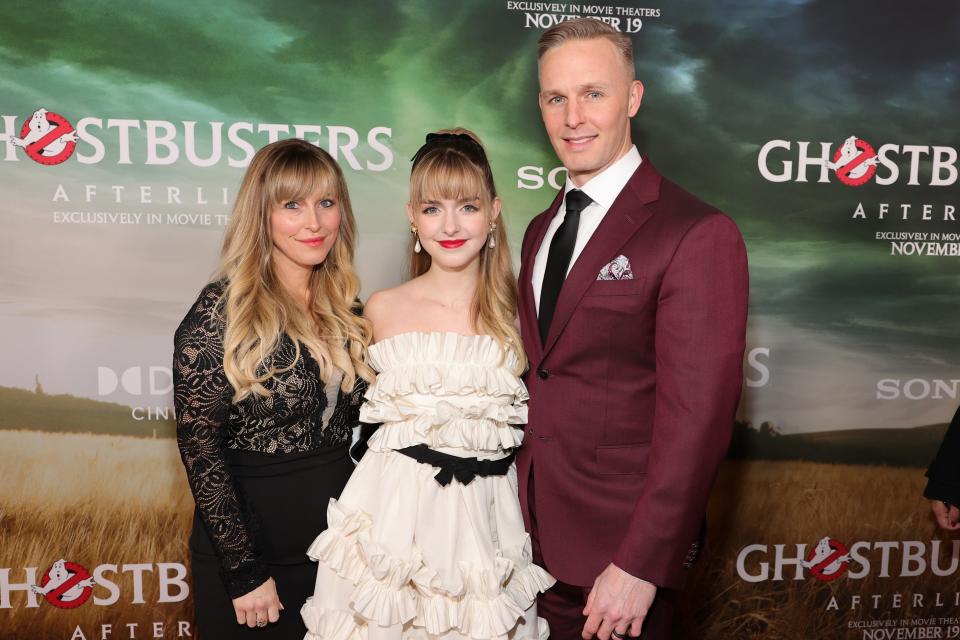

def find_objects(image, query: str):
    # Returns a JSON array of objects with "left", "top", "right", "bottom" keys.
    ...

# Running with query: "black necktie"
[{"left": 539, "top": 189, "right": 593, "bottom": 344}]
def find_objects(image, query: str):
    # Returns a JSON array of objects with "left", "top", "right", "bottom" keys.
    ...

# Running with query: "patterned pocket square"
[{"left": 597, "top": 255, "right": 634, "bottom": 281}]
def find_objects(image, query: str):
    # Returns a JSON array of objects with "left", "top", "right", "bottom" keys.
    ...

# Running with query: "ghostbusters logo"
[
  {"left": 8, "top": 108, "right": 77, "bottom": 165},
  {"left": 802, "top": 537, "right": 852, "bottom": 582},
  {"left": 757, "top": 136, "right": 956, "bottom": 187},
  {"left": 31, "top": 559, "right": 95, "bottom": 609},
  {"left": 827, "top": 135, "right": 879, "bottom": 186}
]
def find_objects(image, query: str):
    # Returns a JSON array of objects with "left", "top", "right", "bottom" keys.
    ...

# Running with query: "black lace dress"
[
  {"left": 924, "top": 405, "right": 960, "bottom": 507},
  {"left": 173, "top": 281, "right": 365, "bottom": 639}
]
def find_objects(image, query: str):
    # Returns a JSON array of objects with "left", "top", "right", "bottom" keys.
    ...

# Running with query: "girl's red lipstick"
[{"left": 437, "top": 240, "right": 467, "bottom": 249}]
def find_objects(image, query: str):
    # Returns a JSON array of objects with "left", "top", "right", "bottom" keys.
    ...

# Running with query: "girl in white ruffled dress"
[{"left": 300, "top": 128, "right": 554, "bottom": 640}]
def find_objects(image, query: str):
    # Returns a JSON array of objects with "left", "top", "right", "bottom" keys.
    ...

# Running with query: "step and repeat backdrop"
[{"left": 1, "top": 1, "right": 957, "bottom": 638}]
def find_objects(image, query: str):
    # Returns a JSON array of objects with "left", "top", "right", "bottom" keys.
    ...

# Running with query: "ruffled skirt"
[{"left": 300, "top": 447, "right": 553, "bottom": 639}]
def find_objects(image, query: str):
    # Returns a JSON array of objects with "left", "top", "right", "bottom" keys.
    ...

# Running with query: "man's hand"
[
  {"left": 232, "top": 577, "right": 283, "bottom": 628},
  {"left": 931, "top": 500, "right": 960, "bottom": 531},
  {"left": 582, "top": 563, "right": 656, "bottom": 639}
]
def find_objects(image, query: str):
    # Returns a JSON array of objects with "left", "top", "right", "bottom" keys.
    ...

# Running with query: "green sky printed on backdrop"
[{"left": 1, "top": 0, "right": 957, "bottom": 432}]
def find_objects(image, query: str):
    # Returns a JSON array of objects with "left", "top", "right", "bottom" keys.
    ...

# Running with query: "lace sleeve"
[
  {"left": 349, "top": 375, "right": 367, "bottom": 413},
  {"left": 348, "top": 376, "right": 379, "bottom": 462},
  {"left": 173, "top": 283, "right": 270, "bottom": 598}
]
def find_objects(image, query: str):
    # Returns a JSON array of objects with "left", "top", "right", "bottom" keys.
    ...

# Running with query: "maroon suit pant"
[{"left": 527, "top": 467, "right": 676, "bottom": 640}]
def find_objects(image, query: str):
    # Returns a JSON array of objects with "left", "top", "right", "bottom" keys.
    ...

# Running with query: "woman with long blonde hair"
[
  {"left": 301, "top": 129, "right": 554, "bottom": 639},
  {"left": 173, "top": 138, "right": 374, "bottom": 638}
]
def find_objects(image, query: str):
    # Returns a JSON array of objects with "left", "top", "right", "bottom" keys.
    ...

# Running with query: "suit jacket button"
[{"left": 537, "top": 369, "right": 550, "bottom": 380}]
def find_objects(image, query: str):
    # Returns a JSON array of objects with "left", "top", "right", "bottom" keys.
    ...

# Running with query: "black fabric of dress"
[
  {"left": 173, "top": 281, "right": 366, "bottom": 639},
  {"left": 924, "top": 405, "right": 960, "bottom": 506},
  {"left": 189, "top": 445, "right": 353, "bottom": 639}
]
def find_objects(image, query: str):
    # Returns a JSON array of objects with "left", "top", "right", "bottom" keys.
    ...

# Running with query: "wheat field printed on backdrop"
[
  {"left": 3, "top": 430, "right": 958, "bottom": 640},
  {"left": 0, "top": 430, "right": 194, "bottom": 640},
  {"left": 675, "top": 461, "right": 960, "bottom": 640}
]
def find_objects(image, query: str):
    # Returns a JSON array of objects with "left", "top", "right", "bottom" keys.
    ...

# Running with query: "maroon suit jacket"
[{"left": 517, "top": 157, "right": 748, "bottom": 590}]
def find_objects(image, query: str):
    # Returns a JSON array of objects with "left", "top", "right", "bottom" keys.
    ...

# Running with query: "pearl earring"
[
  {"left": 488, "top": 223, "right": 497, "bottom": 249},
  {"left": 411, "top": 225, "right": 421, "bottom": 253}
]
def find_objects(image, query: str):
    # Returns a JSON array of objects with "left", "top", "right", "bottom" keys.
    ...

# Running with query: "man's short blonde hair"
[{"left": 537, "top": 17, "right": 635, "bottom": 79}]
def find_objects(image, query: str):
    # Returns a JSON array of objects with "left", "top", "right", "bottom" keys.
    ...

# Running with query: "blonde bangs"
[
  {"left": 262, "top": 149, "right": 340, "bottom": 207},
  {"left": 410, "top": 153, "right": 492, "bottom": 209}
]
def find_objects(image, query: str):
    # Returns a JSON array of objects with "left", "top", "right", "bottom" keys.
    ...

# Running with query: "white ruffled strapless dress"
[{"left": 301, "top": 332, "right": 554, "bottom": 640}]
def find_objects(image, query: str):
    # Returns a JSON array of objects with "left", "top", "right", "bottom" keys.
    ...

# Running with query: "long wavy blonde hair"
[
  {"left": 408, "top": 128, "right": 527, "bottom": 374},
  {"left": 216, "top": 138, "right": 374, "bottom": 401}
]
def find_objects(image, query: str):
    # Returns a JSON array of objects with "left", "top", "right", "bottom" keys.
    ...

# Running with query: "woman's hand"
[
  {"left": 233, "top": 577, "right": 283, "bottom": 628},
  {"left": 931, "top": 500, "right": 960, "bottom": 531}
]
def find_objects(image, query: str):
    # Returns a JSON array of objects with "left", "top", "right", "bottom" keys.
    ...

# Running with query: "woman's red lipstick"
[
  {"left": 299, "top": 237, "right": 326, "bottom": 247},
  {"left": 437, "top": 239, "right": 467, "bottom": 249}
]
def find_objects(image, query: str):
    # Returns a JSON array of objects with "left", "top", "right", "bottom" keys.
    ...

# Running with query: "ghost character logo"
[
  {"left": 802, "top": 536, "right": 851, "bottom": 582},
  {"left": 31, "top": 559, "right": 95, "bottom": 609},
  {"left": 9, "top": 108, "right": 77, "bottom": 165},
  {"left": 827, "top": 135, "right": 879, "bottom": 186}
]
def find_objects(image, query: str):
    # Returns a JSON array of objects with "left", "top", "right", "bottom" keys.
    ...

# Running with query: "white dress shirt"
[{"left": 532, "top": 146, "right": 642, "bottom": 313}]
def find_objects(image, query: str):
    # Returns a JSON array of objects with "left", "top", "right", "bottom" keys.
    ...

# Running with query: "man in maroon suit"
[{"left": 517, "top": 18, "right": 749, "bottom": 640}]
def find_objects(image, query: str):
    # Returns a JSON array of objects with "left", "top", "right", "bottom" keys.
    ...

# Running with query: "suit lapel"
[
  {"left": 541, "top": 159, "right": 662, "bottom": 358},
  {"left": 519, "top": 189, "right": 564, "bottom": 361}
]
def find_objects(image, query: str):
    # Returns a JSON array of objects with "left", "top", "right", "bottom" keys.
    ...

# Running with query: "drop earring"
[
  {"left": 488, "top": 223, "right": 497, "bottom": 249},
  {"left": 411, "top": 225, "right": 421, "bottom": 253}
]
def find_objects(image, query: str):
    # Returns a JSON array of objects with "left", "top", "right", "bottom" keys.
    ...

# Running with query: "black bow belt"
[{"left": 395, "top": 444, "right": 516, "bottom": 487}]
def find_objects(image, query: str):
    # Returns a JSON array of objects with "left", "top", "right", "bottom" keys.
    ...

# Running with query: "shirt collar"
[{"left": 563, "top": 146, "right": 642, "bottom": 210}]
